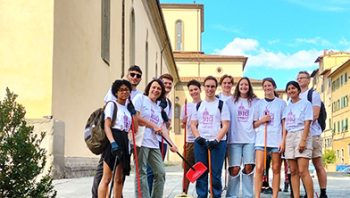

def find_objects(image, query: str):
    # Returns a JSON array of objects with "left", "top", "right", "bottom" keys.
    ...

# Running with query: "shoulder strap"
[
  {"left": 167, "top": 98, "right": 172, "bottom": 109},
  {"left": 105, "top": 101, "right": 118, "bottom": 124},
  {"left": 196, "top": 101, "right": 202, "bottom": 111},
  {"left": 215, "top": 94, "right": 220, "bottom": 99},
  {"left": 307, "top": 89, "right": 314, "bottom": 103},
  {"left": 218, "top": 100, "right": 223, "bottom": 113}
]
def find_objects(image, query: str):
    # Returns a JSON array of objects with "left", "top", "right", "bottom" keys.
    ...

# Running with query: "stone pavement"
[{"left": 54, "top": 164, "right": 350, "bottom": 198}]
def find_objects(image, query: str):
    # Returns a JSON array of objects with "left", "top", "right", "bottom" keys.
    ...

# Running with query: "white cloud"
[
  {"left": 295, "top": 37, "right": 331, "bottom": 46},
  {"left": 215, "top": 37, "right": 321, "bottom": 69}
]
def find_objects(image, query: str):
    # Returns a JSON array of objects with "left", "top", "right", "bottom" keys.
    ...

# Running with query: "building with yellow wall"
[
  {"left": 328, "top": 59, "right": 350, "bottom": 165},
  {"left": 1, "top": 0, "right": 178, "bottom": 177}
]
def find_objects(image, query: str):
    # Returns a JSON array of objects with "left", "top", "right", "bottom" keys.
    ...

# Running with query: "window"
[
  {"left": 345, "top": 96, "right": 349, "bottom": 107},
  {"left": 346, "top": 118, "right": 349, "bottom": 131},
  {"left": 175, "top": 20, "right": 183, "bottom": 51},
  {"left": 174, "top": 104, "right": 181, "bottom": 135},
  {"left": 341, "top": 75, "right": 344, "bottom": 86},
  {"left": 338, "top": 121, "right": 340, "bottom": 133},
  {"left": 348, "top": 144, "right": 350, "bottom": 156},
  {"left": 345, "top": 72, "right": 348, "bottom": 83},
  {"left": 130, "top": 10, "right": 136, "bottom": 66},
  {"left": 101, "top": 0, "right": 110, "bottom": 64}
]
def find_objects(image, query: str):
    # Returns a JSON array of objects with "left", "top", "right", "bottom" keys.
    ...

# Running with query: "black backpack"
[
  {"left": 84, "top": 101, "right": 117, "bottom": 155},
  {"left": 307, "top": 89, "right": 327, "bottom": 131}
]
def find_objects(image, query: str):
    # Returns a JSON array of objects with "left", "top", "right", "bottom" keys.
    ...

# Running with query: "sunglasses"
[{"left": 130, "top": 72, "right": 142, "bottom": 79}]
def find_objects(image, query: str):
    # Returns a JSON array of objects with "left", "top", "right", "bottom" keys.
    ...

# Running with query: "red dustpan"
[
  {"left": 186, "top": 161, "right": 207, "bottom": 183},
  {"left": 160, "top": 134, "right": 208, "bottom": 183}
]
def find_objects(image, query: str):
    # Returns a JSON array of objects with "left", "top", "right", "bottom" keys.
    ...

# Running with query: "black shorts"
[{"left": 102, "top": 129, "right": 131, "bottom": 176}]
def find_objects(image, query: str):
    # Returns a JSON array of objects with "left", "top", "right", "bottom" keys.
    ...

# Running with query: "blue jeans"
[
  {"left": 194, "top": 140, "right": 227, "bottom": 198},
  {"left": 147, "top": 141, "right": 167, "bottom": 196}
]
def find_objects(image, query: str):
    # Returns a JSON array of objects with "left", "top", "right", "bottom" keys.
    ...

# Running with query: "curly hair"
[{"left": 143, "top": 78, "right": 166, "bottom": 101}]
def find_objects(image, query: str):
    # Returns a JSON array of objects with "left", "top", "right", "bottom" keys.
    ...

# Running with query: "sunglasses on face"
[{"left": 130, "top": 72, "right": 142, "bottom": 79}]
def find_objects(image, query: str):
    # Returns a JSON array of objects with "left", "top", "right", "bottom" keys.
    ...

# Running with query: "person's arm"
[
  {"left": 190, "top": 120, "right": 200, "bottom": 138},
  {"left": 253, "top": 114, "right": 271, "bottom": 128},
  {"left": 104, "top": 119, "right": 114, "bottom": 143},
  {"left": 216, "top": 120, "right": 229, "bottom": 141},
  {"left": 136, "top": 112, "right": 161, "bottom": 133},
  {"left": 313, "top": 106, "right": 320, "bottom": 121},
  {"left": 299, "top": 120, "right": 311, "bottom": 152},
  {"left": 161, "top": 128, "right": 178, "bottom": 152},
  {"left": 280, "top": 119, "right": 286, "bottom": 153}
]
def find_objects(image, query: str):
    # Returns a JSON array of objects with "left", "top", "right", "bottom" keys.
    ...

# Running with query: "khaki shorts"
[
  {"left": 312, "top": 136, "right": 323, "bottom": 158},
  {"left": 285, "top": 130, "right": 312, "bottom": 159}
]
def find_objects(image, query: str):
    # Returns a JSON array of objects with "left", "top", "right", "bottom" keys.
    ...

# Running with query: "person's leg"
[
  {"left": 113, "top": 164, "right": 124, "bottom": 198},
  {"left": 242, "top": 143, "right": 255, "bottom": 198},
  {"left": 283, "top": 158, "right": 290, "bottom": 192},
  {"left": 271, "top": 152, "right": 282, "bottom": 198},
  {"left": 210, "top": 141, "right": 226, "bottom": 198},
  {"left": 92, "top": 157, "right": 103, "bottom": 198},
  {"left": 136, "top": 147, "right": 151, "bottom": 198},
  {"left": 194, "top": 141, "right": 209, "bottom": 198},
  {"left": 97, "top": 162, "right": 112, "bottom": 198},
  {"left": 312, "top": 136, "right": 327, "bottom": 197},
  {"left": 183, "top": 142, "right": 195, "bottom": 193},
  {"left": 226, "top": 144, "right": 242, "bottom": 198},
  {"left": 288, "top": 159, "right": 300, "bottom": 198},
  {"left": 298, "top": 158, "right": 314, "bottom": 198},
  {"left": 254, "top": 149, "right": 264, "bottom": 198},
  {"left": 148, "top": 148, "right": 165, "bottom": 198}
]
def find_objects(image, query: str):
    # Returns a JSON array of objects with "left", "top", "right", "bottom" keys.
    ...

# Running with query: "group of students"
[{"left": 91, "top": 65, "right": 328, "bottom": 198}]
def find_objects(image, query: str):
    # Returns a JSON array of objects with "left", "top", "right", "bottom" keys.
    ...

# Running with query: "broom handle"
[
  {"left": 160, "top": 134, "right": 196, "bottom": 171},
  {"left": 131, "top": 117, "right": 142, "bottom": 198},
  {"left": 182, "top": 99, "right": 188, "bottom": 192},
  {"left": 208, "top": 149, "right": 213, "bottom": 198},
  {"left": 264, "top": 122, "right": 267, "bottom": 170}
]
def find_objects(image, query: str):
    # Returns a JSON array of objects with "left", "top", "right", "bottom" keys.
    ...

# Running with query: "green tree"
[
  {"left": 0, "top": 88, "right": 56, "bottom": 197},
  {"left": 323, "top": 149, "right": 336, "bottom": 165}
]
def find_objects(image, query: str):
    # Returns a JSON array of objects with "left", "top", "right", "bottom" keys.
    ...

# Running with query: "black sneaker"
[
  {"left": 283, "top": 182, "right": 289, "bottom": 192},
  {"left": 264, "top": 187, "right": 273, "bottom": 194},
  {"left": 319, "top": 194, "right": 328, "bottom": 198}
]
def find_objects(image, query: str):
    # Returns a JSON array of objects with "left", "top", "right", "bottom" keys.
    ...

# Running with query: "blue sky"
[{"left": 160, "top": 0, "right": 350, "bottom": 88}]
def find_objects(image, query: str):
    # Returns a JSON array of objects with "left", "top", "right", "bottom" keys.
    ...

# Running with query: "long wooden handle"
[{"left": 208, "top": 149, "right": 213, "bottom": 198}]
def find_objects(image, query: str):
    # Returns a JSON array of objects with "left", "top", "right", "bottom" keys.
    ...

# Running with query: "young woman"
[
  {"left": 190, "top": 76, "right": 230, "bottom": 198},
  {"left": 253, "top": 78, "right": 286, "bottom": 198},
  {"left": 98, "top": 80, "right": 136, "bottom": 198},
  {"left": 283, "top": 81, "right": 314, "bottom": 198},
  {"left": 226, "top": 77, "right": 258, "bottom": 198},
  {"left": 132, "top": 78, "right": 178, "bottom": 198},
  {"left": 180, "top": 79, "right": 202, "bottom": 194},
  {"left": 217, "top": 74, "right": 234, "bottom": 101}
]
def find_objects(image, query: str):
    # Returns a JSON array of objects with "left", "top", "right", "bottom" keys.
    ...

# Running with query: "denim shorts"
[
  {"left": 227, "top": 143, "right": 255, "bottom": 167},
  {"left": 255, "top": 146, "right": 280, "bottom": 153}
]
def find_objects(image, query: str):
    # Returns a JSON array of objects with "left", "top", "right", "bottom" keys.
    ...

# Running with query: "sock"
[{"left": 320, "top": 188, "right": 326, "bottom": 195}]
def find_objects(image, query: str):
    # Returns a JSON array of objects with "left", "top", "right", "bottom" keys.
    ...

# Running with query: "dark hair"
[
  {"left": 187, "top": 79, "right": 201, "bottom": 90},
  {"left": 219, "top": 74, "right": 234, "bottom": 85},
  {"left": 111, "top": 80, "right": 136, "bottom": 115},
  {"left": 144, "top": 78, "right": 166, "bottom": 101},
  {"left": 285, "top": 81, "right": 301, "bottom": 93},
  {"left": 203, "top": 75, "right": 218, "bottom": 87},
  {"left": 262, "top": 77, "right": 278, "bottom": 97},
  {"left": 298, "top": 71, "right": 310, "bottom": 79},
  {"left": 128, "top": 65, "right": 142, "bottom": 75},
  {"left": 233, "top": 77, "right": 257, "bottom": 103},
  {"left": 159, "top": 73, "right": 174, "bottom": 82}
]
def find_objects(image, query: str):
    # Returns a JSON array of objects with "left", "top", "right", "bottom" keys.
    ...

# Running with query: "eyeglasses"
[
  {"left": 297, "top": 76, "right": 308, "bottom": 80},
  {"left": 130, "top": 72, "right": 142, "bottom": 79},
  {"left": 205, "top": 85, "right": 216, "bottom": 89},
  {"left": 118, "top": 88, "right": 130, "bottom": 93}
]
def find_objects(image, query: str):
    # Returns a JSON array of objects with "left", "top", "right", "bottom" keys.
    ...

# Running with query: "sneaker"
[
  {"left": 283, "top": 182, "right": 289, "bottom": 192},
  {"left": 319, "top": 194, "right": 328, "bottom": 198},
  {"left": 264, "top": 187, "right": 273, "bottom": 194}
]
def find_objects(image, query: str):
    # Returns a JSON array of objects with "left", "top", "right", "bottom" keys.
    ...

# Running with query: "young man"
[
  {"left": 147, "top": 73, "right": 174, "bottom": 195},
  {"left": 297, "top": 71, "right": 328, "bottom": 198},
  {"left": 92, "top": 65, "right": 143, "bottom": 198}
]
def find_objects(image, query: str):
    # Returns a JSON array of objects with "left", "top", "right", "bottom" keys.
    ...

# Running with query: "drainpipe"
[{"left": 121, "top": 0, "right": 125, "bottom": 78}]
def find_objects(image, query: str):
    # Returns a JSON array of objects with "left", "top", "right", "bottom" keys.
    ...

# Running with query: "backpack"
[
  {"left": 307, "top": 89, "right": 327, "bottom": 131},
  {"left": 84, "top": 101, "right": 117, "bottom": 155}
]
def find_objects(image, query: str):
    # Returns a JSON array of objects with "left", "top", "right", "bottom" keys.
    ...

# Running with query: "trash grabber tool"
[
  {"left": 131, "top": 117, "right": 142, "bottom": 198},
  {"left": 208, "top": 149, "right": 213, "bottom": 198}
]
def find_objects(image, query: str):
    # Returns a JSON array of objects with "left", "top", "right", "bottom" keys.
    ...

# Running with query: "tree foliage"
[
  {"left": 323, "top": 149, "right": 336, "bottom": 165},
  {"left": 0, "top": 88, "right": 56, "bottom": 197}
]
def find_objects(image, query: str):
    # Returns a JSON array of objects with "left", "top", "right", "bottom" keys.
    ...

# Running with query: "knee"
[
  {"left": 115, "top": 174, "right": 124, "bottom": 185},
  {"left": 101, "top": 175, "right": 111, "bottom": 186},
  {"left": 243, "top": 164, "right": 254, "bottom": 174},
  {"left": 289, "top": 167, "right": 298, "bottom": 176},
  {"left": 229, "top": 166, "right": 240, "bottom": 176},
  {"left": 255, "top": 164, "right": 264, "bottom": 174},
  {"left": 272, "top": 164, "right": 281, "bottom": 175}
]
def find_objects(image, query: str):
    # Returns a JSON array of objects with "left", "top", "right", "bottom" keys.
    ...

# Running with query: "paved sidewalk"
[{"left": 54, "top": 164, "right": 350, "bottom": 197}]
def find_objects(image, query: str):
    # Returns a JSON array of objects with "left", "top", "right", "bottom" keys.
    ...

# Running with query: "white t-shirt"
[
  {"left": 104, "top": 88, "right": 142, "bottom": 102},
  {"left": 180, "top": 102, "right": 197, "bottom": 143},
  {"left": 283, "top": 99, "right": 313, "bottom": 132},
  {"left": 104, "top": 101, "right": 132, "bottom": 132},
  {"left": 254, "top": 98, "right": 286, "bottom": 147},
  {"left": 191, "top": 99, "right": 230, "bottom": 141},
  {"left": 133, "top": 94, "right": 164, "bottom": 149},
  {"left": 217, "top": 93, "right": 232, "bottom": 102},
  {"left": 226, "top": 97, "right": 258, "bottom": 144},
  {"left": 299, "top": 89, "right": 322, "bottom": 136}
]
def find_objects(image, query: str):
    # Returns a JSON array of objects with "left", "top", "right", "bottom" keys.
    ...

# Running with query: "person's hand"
[
  {"left": 195, "top": 136, "right": 207, "bottom": 146},
  {"left": 153, "top": 126, "right": 162, "bottom": 135},
  {"left": 111, "top": 141, "right": 122, "bottom": 157},
  {"left": 298, "top": 139, "right": 306, "bottom": 153},
  {"left": 207, "top": 139, "right": 219, "bottom": 150},
  {"left": 170, "top": 145, "right": 178, "bottom": 153},
  {"left": 262, "top": 114, "right": 271, "bottom": 123},
  {"left": 279, "top": 142, "right": 285, "bottom": 153}
]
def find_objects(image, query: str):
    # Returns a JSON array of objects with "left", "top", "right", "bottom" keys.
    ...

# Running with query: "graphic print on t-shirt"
[
  {"left": 238, "top": 102, "right": 249, "bottom": 122},
  {"left": 150, "top": 108, "right": 160, "bottom": 125},
  {"left": 286, "top": 110, "right": 296, "bottom": 127},
  {"left": 123, "top": 112, "right": 130, "bottom": 130},
  {"left": 202, "top": 108, "right": 214, "bottom": 128}
]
